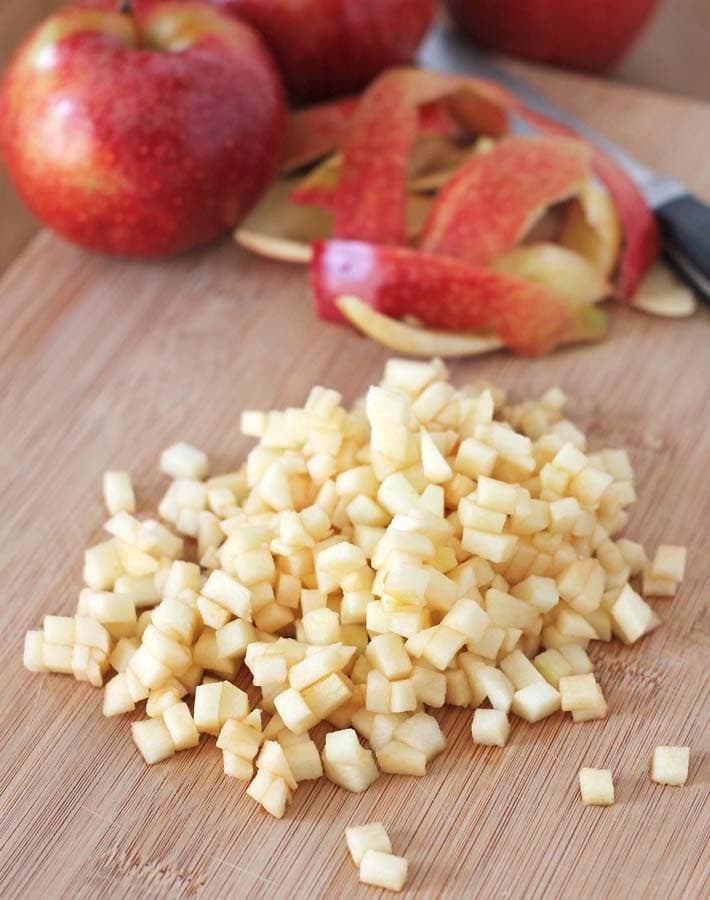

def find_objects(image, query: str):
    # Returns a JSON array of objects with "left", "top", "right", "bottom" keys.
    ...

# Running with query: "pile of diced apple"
[{"left": 23, "top": 358, "right": 687, "bottom": 839}]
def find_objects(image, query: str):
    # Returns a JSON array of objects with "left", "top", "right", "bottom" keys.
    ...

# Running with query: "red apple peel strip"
[
  {"left": 517, "top": 107, "right": 660, "bottom": 301},
  {"left": 310, "top": 239, "right": 606, "bottom": 356},
  {"left": 420, "top": 136, "right": 590, "bottom": 264},
  {"left": 333, "top": 67, "right": 513, "bottom": 245}
]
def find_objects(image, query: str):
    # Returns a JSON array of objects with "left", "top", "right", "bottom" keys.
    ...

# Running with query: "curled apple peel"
[
  {"left": 420, "top": 136, "right": 590, "bottom": 264},
  {"left": 311, "top": 239, "right": 606, "bottom": 356}
]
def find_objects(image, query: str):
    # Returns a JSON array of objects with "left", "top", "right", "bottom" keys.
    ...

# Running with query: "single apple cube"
[
  {"left": 533, "top": 649, "right": 573, "bottom": 688},
  {"left": 610, "top": 584, "right": 656, "bottom": 644},
  {"left": 650, "top": 746, "right": 690, "bottom": 786},
  {"left": 359, "top": 850, "right": 408, "bottom": 892},
  {"left": 345, "top": 822, "right": 392, "bottom": 866},
  {"left": 394, "top": 712, "right": 446, "bottom": 761},
  {"left": 103, "top": 470, "right": 136, "bottom": 515},
  {"left": 281, "top": 740, "right": 323, "bottom": 782},
  {"left": 103, "top": 672, "right": 135, "bottom": 717},
  {"left": 471, "top": 708, "right": 510, "bottom": 747},
  {"left": 376, "top": 740, "right": 426, "bottom": 776},
  {"left": 274, "top": 688, "right": 319, "bottom": 735},
  {"left": 83, "top": 540, "right": 123, "bottom": 591},
  {"left": 131, "top": 718, "right": 175, "bottom": 765},
  {"left": 559, "top": 673, "right": 604, "bottom": 712},
  {"left": 223, "top": 751, "right": 254, "bottom": 781},
  {"left": 641, "top": 565, "right": 677, "bottom": 598},
  {"left": 23, "top": 630, "right": 47, "bottom": 672},
  {"left": 558, "top": 644, "right": 594, "bottom": 674},
  {"left": 160, "top": 442, "right": 209, "bottom": 480},
  {"left": 162, "top": 701, "right": 200, "bottom": 751},
  {"left": 650, "top": 545, "right": 686, "bottom": 583},
  {"left": 578, "top": 767, "right": 614, "bottom": 806},
  {"left": 511, "top": 682, "right": 561, "bottom": 723}
]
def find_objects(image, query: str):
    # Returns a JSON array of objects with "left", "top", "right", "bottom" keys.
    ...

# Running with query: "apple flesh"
[
  {"left": 0, "top": 4, "right": 286, "bottom": 257},
  {"left": 447, "top": 0, "right": 660, "bottom": 72}
]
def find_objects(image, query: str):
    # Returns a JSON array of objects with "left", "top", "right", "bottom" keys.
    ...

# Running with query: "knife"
[{"left": 418, "top": 23, "right": 710, "bottom": 301}]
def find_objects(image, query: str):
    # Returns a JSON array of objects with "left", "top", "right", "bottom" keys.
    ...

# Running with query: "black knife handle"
[{"left": 655, "top": 194, "right": 710, "bottom": 302}]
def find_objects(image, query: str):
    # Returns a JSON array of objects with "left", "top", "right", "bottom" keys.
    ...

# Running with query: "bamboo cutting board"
[{"left": 0, "top": 67, "right": 709, "bottom": 900}]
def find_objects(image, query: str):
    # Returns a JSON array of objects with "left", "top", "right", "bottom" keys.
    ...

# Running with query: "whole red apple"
[
  {"left": 446, "top": 0, "right": 660, "bottom": 71},
  {"left": 85, "top": 0, "right": 435, "bottom": 103},
  {"left": 0, "top": 3, "right": 286, "bottom": 256}
]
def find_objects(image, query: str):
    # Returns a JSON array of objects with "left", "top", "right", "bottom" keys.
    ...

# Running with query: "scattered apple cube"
[
  {"left": 650, "top": 746, "right": 690, "bottom": 786},
  {"left": 471, "top": 708, "right": 510, "bottom": 747},
  {"left": 359, "top": 850, "right": 408, "bottom": 892},
  {"left": 346, "top": 822, "right": 392, "bottom": 866},
  {"left": 578, "top": 767, "right": 614, "bottom": 806}
]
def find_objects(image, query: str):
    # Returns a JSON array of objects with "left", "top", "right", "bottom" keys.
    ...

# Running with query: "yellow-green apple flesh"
[
  {"left": 446, "top": 0, "right": 659, "bottom": 71},
  {"left": 0, "top": 4, "right": 286, "bottom": 256}
]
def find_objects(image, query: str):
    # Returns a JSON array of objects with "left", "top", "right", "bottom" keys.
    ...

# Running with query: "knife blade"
[{"left": 417, "top": 22, "right": 710, "bottom": 301}]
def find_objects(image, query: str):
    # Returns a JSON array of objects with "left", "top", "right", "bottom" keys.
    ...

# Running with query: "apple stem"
[{"left": 117, "top": 0, "right": 142, "bottom": 47}]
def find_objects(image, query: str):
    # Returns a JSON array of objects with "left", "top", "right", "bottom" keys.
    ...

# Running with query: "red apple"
[
  {"left": 222, "top": 0, "right": 436, "bottom": 102},
  {"left": 86, "top": 0, "right": 435, "bottom": 103},
  {"left": 446, "top": 0, "right": 660, "bottom": 71},
  {"left": 0, "top": 3, "right": 286, "bottom": 257}
]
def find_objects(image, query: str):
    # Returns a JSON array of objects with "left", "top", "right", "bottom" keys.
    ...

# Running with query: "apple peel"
[
  {"left": 310, "top": 239, "right": 606, "bottom": 356},
  {"left": 234, "top": 178, "right": 331, "bottom": 264},
  {"left": 336, "top": 295, "right": 503, "bottom": 358},
  {"left": 517, "top": 107, "right": 659, "bottom": 301},
  {"left": 490, "top": 243, "right": 612, "bottom": 305},
  {"left": 282, "top": 97, "right": 359, "bottom": 174},
  {"left": 631, "top": 262, "right": 697, "bottom": 318},
  {"left": 559, "top": 181, "right": 622, "bottom": 279},
  {"left": 420, "top": 136, "right": 590, "bottom": 264},
  {"left": 333, "top": 67, "right": 514, "bottom": 245}
]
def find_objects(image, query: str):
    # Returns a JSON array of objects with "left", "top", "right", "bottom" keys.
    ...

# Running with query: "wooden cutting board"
[{"left": 1, "top": 65, "right": 708, "bottom": 900}]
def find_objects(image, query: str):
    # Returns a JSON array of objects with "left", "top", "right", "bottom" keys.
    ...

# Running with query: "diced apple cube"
[
  {"left": 345, "top": 822, "right": 392, "bottom": 866},
  {"left": 162, "top": 701, "right": 200, "bottom": 751},
  {"left": 103, "top": 672, "right": 136, "bottom": 716},
  {"left": 499, "top": 649, "right": 544, "bottom": 690},
  {"left": 511, "top": 682, "right": 561, "bottom": 722},
  {"left": 102, "top": 470, "right": 136, "bottom": 516},
  {"left": 578, "top": 767, "right": 614, "bottom": 806},
  {"left": 559, "top": 673, "right": 604, "bottom": 711},
  {"left": 376, "top": 740, "right": 426, "bottom": 776},
  {"left": 282, "top": 739, "right": 323, "bottom": 782},
  {"left": 394, "top": 712, "right": 445, "bottom": 761},
  {"left": 83, "top": 540, "right": 124, "bottom": 592},
  {"left": 471, "top": 708, "right": 510, "bottom": 746},
  {"left": 131, "top": 718, "right": 175, "bottom": 764},
  {"left": 274, "top": 688, "right": 319, "bottom": 734},
  {"left": 359, "top": 850, "right": 408, "bottom": 892},
  {"left": 610, "top": 584, "right": 656, "bottom": 644},
  {"left": 160, "top": 442, "right": 209, "bottom": 480},
  {"left": 650, "top": 746, "right": 690, "bottom": 786}
]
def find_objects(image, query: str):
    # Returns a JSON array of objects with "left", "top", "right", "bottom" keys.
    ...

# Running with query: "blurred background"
[{"left": 1, "top": 0, "right": 708, "bottom": 272}]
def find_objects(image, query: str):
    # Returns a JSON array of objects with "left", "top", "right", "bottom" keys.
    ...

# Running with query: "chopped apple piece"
[
  {"left": 345, "top": 822, "right": 392, "bottom": 866},
  {"left": 578, "top": 767, "right": 614, "bottom": 806},
  {"left": 471, "top": 708, "right": 510, "bottom": 746},
  {"left": 359, "top": 849, "right": 408, "bottom": 892},
  {"left": 650, "top": 746, "right": 690, "bottom": 786}
]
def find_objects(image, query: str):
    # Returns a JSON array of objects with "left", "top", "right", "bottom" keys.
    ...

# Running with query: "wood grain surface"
[{"left": 1, "top": 74, "right": 709, "bottom": 900}]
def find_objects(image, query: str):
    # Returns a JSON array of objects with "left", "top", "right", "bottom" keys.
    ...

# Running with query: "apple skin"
[
  {"left": 222, "top": 0, "right": 436, "bottom": 103},
  {"left": 446, "top": 0, "right": 660, "bottom": 71},
  {"left": 0, "top": 4, "right": 287, "bottom": 257},
  {"left": 85, "top": 0, "right": 435, "bottom": 103}
]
